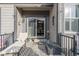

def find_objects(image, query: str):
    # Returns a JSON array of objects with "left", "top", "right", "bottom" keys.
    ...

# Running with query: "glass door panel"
[
  {"left": 37, "top": 20, "right": 44, "bottom": 36},
  {"left": 27, "top": 18, "right": 36, "bottom": 38},
  {"left": 27, "top": 17, "right": 45, "bottom": 38}
]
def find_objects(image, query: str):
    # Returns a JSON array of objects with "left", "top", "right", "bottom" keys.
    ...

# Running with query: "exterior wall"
[
  {"left": 58, "top": 3, "right": 64, "bottom": 34},
  {"left": 49, "top": 4, "right": 57, "bottom": 43},
  {"left": 58, "top": 3, "right": 75, "bottom": 35},
  {"left": 58, "top": 3, "right": 76, "bottom": 52},
  {"left": 0, "top": 4, "right": 15, "bottom": 46},
  {"left": 0, "top": 4, "right": 57, "bottom": 42},
  {"left": 0, "top": 4, "right": 14, "bottom": 34},
  {"left": 22, "top": 10, "right": 49, "bottom": 38},
  {"left": 15, "top": 4, "right": 51, "bottom": 39},
  {"left": 16, "top": 8, "right": 23, "bottom": 39},
  {"left": 0, "top": 8, "right": 1, "bottom": 34}
]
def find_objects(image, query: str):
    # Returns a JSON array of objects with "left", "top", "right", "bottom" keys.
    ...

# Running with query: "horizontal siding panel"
[
  {"left": 1, "top": 13, "right": 14, "bottom": 16},
  {"left": 1, "top": 9, "right": 14, "bottom": 15},
  {"left": 1, "top": 5, "right": 14, "bottom": 34},
  {"left": 1, "top": 22, "right": 14, "bottom": 24},
  {"left": 1, "top": 23, "right": 14, "bottom": 26},
  {"left": 0, "top": 4, "right": 14, "bottom": 8},
  {"left": 2, "top": 16, "right": 14, "bottom": 19},
  {"left": 1, "top": 16, "right": 14, "bottom": 21},
  {"left": 1, "top": 12, "right": 14, "bottom": 16}
]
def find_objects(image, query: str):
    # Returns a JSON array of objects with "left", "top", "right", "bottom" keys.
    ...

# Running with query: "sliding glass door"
[{"left": 27, "top": 17, "right": 45, "bottom": 38}]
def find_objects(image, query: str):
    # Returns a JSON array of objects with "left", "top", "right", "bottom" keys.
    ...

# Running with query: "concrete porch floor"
[
  {"left": 18, "top": 39, "right": 61, "bottom": 56},
  {"left": 18, "top": 39, "right": 48, "bottom": 56}
]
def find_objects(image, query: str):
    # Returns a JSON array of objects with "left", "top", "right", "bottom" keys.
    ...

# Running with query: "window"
[
  {"left": 27, "top": 17, "right": 45, "bottom": 38},
  {"left": 64, "top": 4, "right": 79, "bottom": 32},
  {"left": 65, "top": 19, "right": 70, "bottom": 31}
]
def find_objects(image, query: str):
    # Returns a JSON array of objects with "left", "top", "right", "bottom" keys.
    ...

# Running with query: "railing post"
[
  {"left": 12, "top": 32, "right": 14, "bottom": 43},
  {"left": 1, "top": 35, "right": 2, "bottom": 51},
  {"left": 58, "top": 33, "right": 62, "bottom": 55},
  {"left": 58, "top": 33, "right": 62, "bottom": 47},
  {"left": 73, "top": 35, "right": 76, "bottom": 56},
  {"left": 0, "top": 32, "right": 15, "bottom": 51}
]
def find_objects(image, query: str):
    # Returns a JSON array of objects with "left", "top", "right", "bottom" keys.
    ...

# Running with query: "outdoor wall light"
[
  {"left": 52, "top": 16, "right": 54, "bottom": 25},
  {"left": 18, "top": 21, "right": 21, "bottom": 25}
]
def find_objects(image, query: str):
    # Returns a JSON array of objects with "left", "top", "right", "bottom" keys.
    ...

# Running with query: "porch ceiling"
[
  {"left": 22, "top": 7, "right": 52, "bottom": 11},
  {"left": 15, "top": 4, "right": 53, "bottom": 7},
  {"left": 15, "top": 4, "right": 53, "bottom": 11}
]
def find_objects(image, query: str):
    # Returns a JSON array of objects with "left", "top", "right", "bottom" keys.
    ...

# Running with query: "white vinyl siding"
[
  {"left": 0, "top": 8, "right": 1, "bottom": 34},
  {"left": 0, "top": 5, "right": 14, "bottom": 34},
  {"left": 58, "top": 3, "right": 64, "bottom": 33}
]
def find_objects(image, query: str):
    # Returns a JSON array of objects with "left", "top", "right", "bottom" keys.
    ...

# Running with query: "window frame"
[{"left": 64, "top": 4, "right": 79, "bottom": 34}]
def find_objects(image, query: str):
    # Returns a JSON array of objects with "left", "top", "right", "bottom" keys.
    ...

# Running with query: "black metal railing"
[
  {"left": 58, "top": 33, "right": 77, "bottom": 56},
  {"left": 0, "top": 32, "right": 14, "bottom": 51},
  {"left": 0, "top": 37, "right": 27, "bottom": 56}
]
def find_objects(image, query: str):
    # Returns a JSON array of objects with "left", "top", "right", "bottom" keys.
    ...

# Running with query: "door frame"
[{"left": 27, "top": 17, "right": 46, "bottom": 38}]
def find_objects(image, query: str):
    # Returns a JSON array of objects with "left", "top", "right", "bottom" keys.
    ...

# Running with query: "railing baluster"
[
  {"left": 66, "top": 37, "right": 68, "bottom": 56},
  {"left": 12, "top": 32, "right": 14, "bottom": 43},
  {"left": 68, "top": 38, "right": 71, "bottom": 56},
  {"left": 64, "top": 36, "right": 66, "bottom": 55},
  {"left": 59, "top": 33, "right": 61, "bottom": 47},
  {"left": 71, "top": 37, "right": 73, "bottom": 56},
  {"left": 58, "top": 33, "right": 76, "bottom": 56},
  {"left": 2, "top": 35, "right": 3, "bottom": 50},
  {"left": 59, "top": 33, "right": 62, "bottom": 54},
  {"left": 73, "top": 35, "right": 76, "bottom": 56},
  {"left": 1, "top": 35, "right": 2, "bottom": 51},
  {"left": 66, "top": 36, "right": 67, "bottom": 56},
  {"left": 0, "top": 32, "right": 14, "bottom": 51}
]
